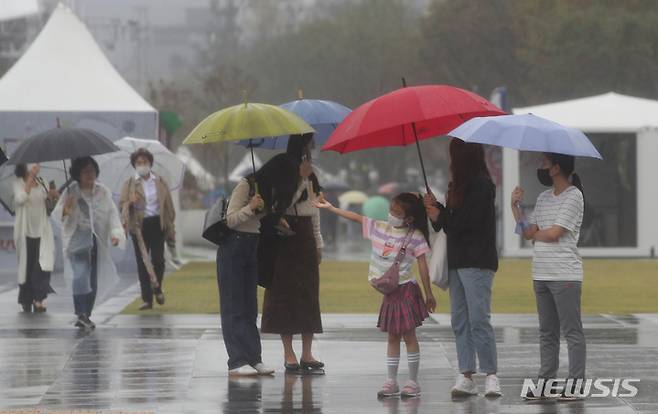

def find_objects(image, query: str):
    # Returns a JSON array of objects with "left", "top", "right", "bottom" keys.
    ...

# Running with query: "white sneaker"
[
  {"left": 485, "top": 374, "right": 502, "bottom": 397},
  {"left": 451, "top": 374, "right": 478, "bottom": 397},
  {"left": 252, "top": 362, "right": 275, "bottom": 376},
  {"left": 229, "top": 364, "right": 259, "bottom": 377}
]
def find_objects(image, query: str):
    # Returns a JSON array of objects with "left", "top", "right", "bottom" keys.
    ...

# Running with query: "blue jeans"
[
  {"left": 217, "top": 231, "right": 262, "bottom": 370},
  {"left": 72, "top": 238, "right": 98, "bottom": 317},
  {"left": 449, "top": 268, "right": 497, "bottom": 374}
]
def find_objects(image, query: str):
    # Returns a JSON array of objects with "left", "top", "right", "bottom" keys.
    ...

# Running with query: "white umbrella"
[{"left": 96, "top": 137, "right": 186, "bottom": 196}]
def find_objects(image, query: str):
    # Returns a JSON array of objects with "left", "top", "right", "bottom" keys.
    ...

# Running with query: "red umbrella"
[{"left": 322, "top": 83, "right": 505, "bottom": 189}]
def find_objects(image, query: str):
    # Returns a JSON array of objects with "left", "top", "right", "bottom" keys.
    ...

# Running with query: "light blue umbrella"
[
  {"left": 448, "top": 113, "right": 603, "bottom": 159},
  {"left": 236, "top": 98, "right": 351, "bottom": 149}
]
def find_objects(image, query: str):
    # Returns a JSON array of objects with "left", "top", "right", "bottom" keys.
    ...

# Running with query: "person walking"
[
  {"left": 512, "top": 153, "right": 586, "bottom": 402},
  {"left": 260, "top": 133, "right": 325, "bottom": 375},
  {"left": 424, "top": 139, "right": 501, "bottom": 398},
  {"left": 13, "top": 163, "right": 58, "bottom": 312},
  {"left": 54, "top": 156, "right": 125, "bottom": 329},
  {"left": 119, "top": 148, "right": 176, "bottom": 310}
]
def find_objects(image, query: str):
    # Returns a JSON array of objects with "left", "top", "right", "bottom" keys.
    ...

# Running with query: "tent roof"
[
  {"left": 513, "top": 92, "right": 658, "bottom": 133},
  {"left": 0, "top": 0, "right": 39, "bottom": 21},
  {"left": 0, "top": 3, "right": 155, "bottom": 113}
]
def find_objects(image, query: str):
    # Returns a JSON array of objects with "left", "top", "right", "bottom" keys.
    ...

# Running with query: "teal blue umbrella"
[{"left": 362, "top": 196, "right": 390, "bottom": 221}]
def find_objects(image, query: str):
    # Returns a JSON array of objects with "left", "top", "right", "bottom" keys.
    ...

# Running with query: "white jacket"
[{"left": 13, "top": 178, "right": 55, "bottom": 284}]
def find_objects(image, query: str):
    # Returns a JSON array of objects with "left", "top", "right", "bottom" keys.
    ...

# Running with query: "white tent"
[
  {"left": 501, "top": 92, "right": 658, "bottom": 257},
  {"left": 176, "top": 146, "right": 216, "bottom": 191},
  {"left": 0, "top": 0, "right": 39, "bottom": 21},
  {"left": 0, "top": 3, "right": 158, "bottom": 143}
]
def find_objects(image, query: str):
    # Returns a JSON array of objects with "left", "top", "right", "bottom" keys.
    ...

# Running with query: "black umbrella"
[{"left": 7, "top": 128, "right": 119, "bottom": 165}]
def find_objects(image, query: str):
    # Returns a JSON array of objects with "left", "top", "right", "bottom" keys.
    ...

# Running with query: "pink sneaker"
[
  {"left": 377, "top": 379, "right": 400, "bottom": 398},
  {"left": 401, "top": 380, "right": 421, "bottom": 398}
]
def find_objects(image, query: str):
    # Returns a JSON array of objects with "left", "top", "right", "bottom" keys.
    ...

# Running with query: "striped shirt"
[
  {"left": 363, "top": 217, "right": 431, "bottom": 284},
  {"left": 529, "top": 186, "right": 584, "bottom": 281}
]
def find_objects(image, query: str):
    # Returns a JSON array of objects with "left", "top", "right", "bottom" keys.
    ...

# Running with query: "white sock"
[
  {"left": 408, "top": 352, "right": 420, "bottom": 382},
  {"left": 387, "top": 356, "right": 400, "bottom": 382}
]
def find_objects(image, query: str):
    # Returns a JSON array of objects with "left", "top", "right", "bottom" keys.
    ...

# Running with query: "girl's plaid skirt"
[{"left": 377, "top": 281, "right": 428, "bottom": 335}]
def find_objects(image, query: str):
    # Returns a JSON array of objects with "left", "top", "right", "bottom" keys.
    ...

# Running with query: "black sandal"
[
  {"left": 284, "top": 362, "right": 301, "bottom": 374},
  {"left": 300, "top": 360, "right": 325, "bottom": 370}
]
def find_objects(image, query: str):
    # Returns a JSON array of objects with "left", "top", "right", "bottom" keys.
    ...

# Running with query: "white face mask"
[
  {"left": 136, "top": 165, "right": 151, "bottom": 177},
  {"left": 387, "top": 213, "right": 405, "bottom": 228}
]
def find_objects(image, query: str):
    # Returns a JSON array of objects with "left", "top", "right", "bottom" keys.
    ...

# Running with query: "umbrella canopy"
[
  {"left": 322, "top": 85, "right": 504, "bottom": 153},
  {"left": 183, "top": 102, "right": 314, "bottom": 145},
  {"left": 7, "top": 127, "right": 119, "bottom": 165},
  {"left": 184, "top": 101, "right": 314, "bottom": 178},
  {"left": 378, "top": 182, "right": 400, "bottom": 195},
  {"left": 236, "top": 99, "right": 351, "bottom": 149},
  {"left": 338, "top": 190, "right": 369, "bottom": 209},
  {"left": 95, "top": 137, "right": 186, "bottom": 197},
  {"left": 448, "top": 114, "right": 603, "bottom": 159},
  {"left": 0, "top": 161, "right": 70, "bottom": 215}
]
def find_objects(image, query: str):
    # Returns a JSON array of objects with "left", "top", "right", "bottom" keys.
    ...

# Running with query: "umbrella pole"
[
  {"left": 402, "top": 77, "right": 430, "bottom": 192},
  {"left": 62, "top": 159, "right": 69, "bottom": 182},
  {"left": 411, "top": 124, "right": 430, "bottom": 193},
  {"left": 249, "top": 141, "right": 259, "bottom": 194}
]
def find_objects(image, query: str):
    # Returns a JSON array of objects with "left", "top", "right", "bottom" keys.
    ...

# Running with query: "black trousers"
[
  {"left": 132, "top": 216, "right": 165, "bottom": 304},
  {"left": 18, "top": 237, "right": 55, "bottom": 306}
]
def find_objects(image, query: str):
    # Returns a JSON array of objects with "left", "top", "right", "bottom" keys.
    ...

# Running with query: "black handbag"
[{"left": 202, "top": 178, "right": 256, "bottom": 245}]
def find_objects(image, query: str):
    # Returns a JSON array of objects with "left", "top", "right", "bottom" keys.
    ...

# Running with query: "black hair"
[
  {"left": 247, "top": 153, "right": 298, "bottom": 216},
  {"left": 14, "top": 164, "right": 28, "bottom": 179},
  {"left": 130, "top": 148, "right": 154, "bottom": 167},
  {"left": 286, "top": 133, "right": 321, "bottom": 202},
  {"left": 545, "top": 152, "right": 585, "bottom": 200},
  {"left": 393, "top": 192, "right": 430, "bottom": 245},
  {"left": 447, "top": 139, "right": 491, "bottom": 209},
  {"left": 70, "top": 156, "right": 100, "bottom": 182}
]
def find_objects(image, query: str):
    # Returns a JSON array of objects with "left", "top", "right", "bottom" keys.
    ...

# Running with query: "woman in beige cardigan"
[
  {"left": 119, "top": 148, "right": 176, "bottom": 310},
  {"left": 13, "top": 164, "right": 59, "bottom": 312}
]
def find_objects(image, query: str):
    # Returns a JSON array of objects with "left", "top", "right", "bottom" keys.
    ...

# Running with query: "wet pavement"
[
  {"left": 1, "top": 247, "right": 657, "bottom": 413},
  {"left": 0, "top": 305, "right": 657, "bottom": 413}
]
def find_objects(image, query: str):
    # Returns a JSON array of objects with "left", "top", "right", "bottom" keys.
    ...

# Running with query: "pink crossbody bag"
[{"left": 370, "top": 229, "right": 414, "bottom": 295}]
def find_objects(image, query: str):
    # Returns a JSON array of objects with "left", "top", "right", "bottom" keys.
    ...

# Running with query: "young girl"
[
  {"left": 511, "top": 153, "right": 586, "bottom": 401},
  {"left": 315, "top": 192, "right": 436, "bottom": 398}
]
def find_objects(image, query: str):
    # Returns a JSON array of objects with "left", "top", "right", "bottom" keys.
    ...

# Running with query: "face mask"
[
  {"left": 136, "top": 165, "right": 151, "bottom": 177},
  {"left": 537, "top": 168, "right": 553, "bottom": 187},
  {"left": 388, "top": 213, "right": 405, "bottom": 227}
]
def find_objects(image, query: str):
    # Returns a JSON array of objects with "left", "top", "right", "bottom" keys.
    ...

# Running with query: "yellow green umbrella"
[
  {"left": 184, "top": 101, "right": 315, "bottom": 197},
  {"left": 183, "top": 102, "right": 315, "bottom": 145}
]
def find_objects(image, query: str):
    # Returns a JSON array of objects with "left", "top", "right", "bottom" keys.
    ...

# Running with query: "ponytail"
[
  {"left": 570, "top": 172, "right": 585, "bottom": 208},
  {"left": 571, "top": 172, "right": 584, "bottom": 199},
  {"left": 546, "top": 152, "right": 585, "bottom": 201}
]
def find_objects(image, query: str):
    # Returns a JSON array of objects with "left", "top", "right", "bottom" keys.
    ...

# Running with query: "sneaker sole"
[
  {"left": 451, "top": 389, "right": 478, "bottom": 397},
  {"left": 558, "top": 397, "right": 584, "bottom": 402},
  {"left": 228, "top": 371, "right": 259, "bottom": 377},
  {"left": 523, "top": 395, "right": 550, "bottom": 401},
  {"left": 256, "top": 370, "right": 275, "bottom": 376},
  {"left": 377, "top": 392, "right": 400, "bottom": 399}
]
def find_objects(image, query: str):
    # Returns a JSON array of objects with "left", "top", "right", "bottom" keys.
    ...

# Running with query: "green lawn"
[{"left": 121, "top": 259, "right": 658, "bottom": 315}]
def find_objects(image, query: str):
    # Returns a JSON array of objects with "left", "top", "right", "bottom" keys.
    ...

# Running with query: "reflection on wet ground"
[{"left": 0, "top": 313, "right": 657, "bottom": 413}]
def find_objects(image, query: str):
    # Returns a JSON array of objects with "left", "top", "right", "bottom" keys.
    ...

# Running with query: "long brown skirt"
[{"left": 261, "top": 216, "right": 323, "bottom": 335}]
